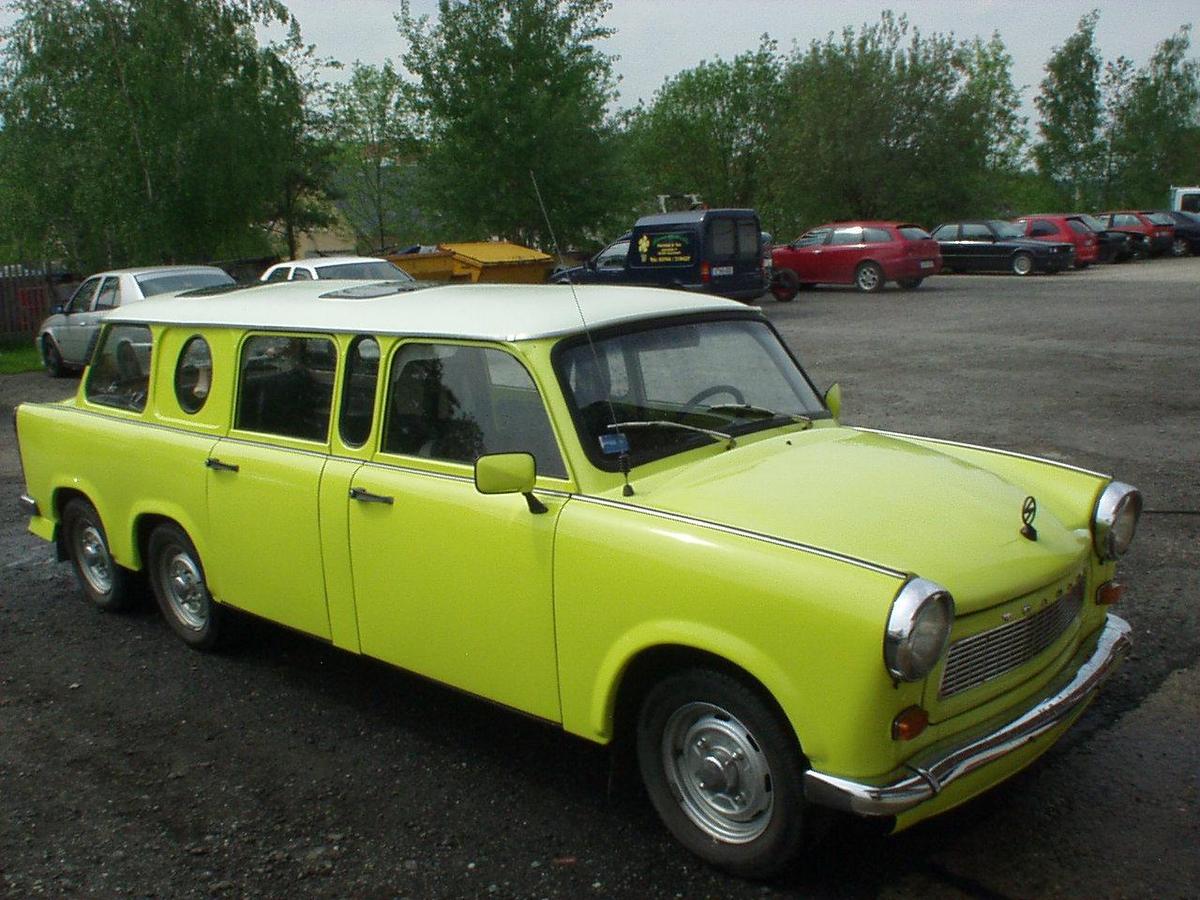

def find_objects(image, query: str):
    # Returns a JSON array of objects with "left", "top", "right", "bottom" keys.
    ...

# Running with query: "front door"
[
  {"left": 57, "top": 276, "right": 104, "bottom": 364},
  {"left": 348, "top": 341, "right": 569, "bottom": 720}
]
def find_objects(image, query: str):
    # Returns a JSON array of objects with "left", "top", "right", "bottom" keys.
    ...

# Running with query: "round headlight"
[
  {"left": 884, "top": 578, "right": 955, "bottom": 682},
  {"left": 1093, "top": 481, "right": 1142, "bottom": 561}
]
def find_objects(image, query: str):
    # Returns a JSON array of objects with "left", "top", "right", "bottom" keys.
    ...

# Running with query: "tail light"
[{"left": 700, "top": 261, "right": 711, "bottom": 283}]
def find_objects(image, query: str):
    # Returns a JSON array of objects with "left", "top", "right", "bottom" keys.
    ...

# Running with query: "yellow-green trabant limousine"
[{"left": 15, "top": 280, "right": 1139, "bottom": 876}]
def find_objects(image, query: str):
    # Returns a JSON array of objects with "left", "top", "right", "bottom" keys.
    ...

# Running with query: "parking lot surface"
[{"left": 2, "top": 259, "right": 1197, "bottom": 898}]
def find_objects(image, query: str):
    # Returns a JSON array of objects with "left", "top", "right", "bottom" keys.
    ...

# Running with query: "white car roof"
[
  {"left": 105, "top": 281, "right": 752, "bottom": 342},
  {"left": 281, "top": 256, "right": 390, "bottom": 268},
  {"left": 88, "top": 265, "right": 230, "bottom": 279}
]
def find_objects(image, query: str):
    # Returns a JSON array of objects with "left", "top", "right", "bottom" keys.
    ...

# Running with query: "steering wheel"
[{"left": 682, "top": 384, "right": 746, "bottom": 416}]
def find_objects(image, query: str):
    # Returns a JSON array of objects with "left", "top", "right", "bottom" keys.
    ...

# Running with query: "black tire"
[
  {"left": 854, "top": 261, "right": 884, "bottom": 293},
  {"left": 769, "top": 268, "right": 799, "bottom": 303},
  {"left": 43, "top": 338, "right": 66, "bottom": 378},
  {"left": 636, "top": 669, "right": 810, "bottom": 879},
  {"left": 62, "top": 498, "right": 136, "bottom": 611},
  {"left": 896, "top": 278, "right": 923, "bottom": 290},
  {"left": 1171, "top": 237, "right": 1189, "bottom": 257},
  {"left": 147, "top": 523, "right": 223, "bottom": 650},
  {"left": 1011, "top": 252, "right": 1034, "bottom": 276}
]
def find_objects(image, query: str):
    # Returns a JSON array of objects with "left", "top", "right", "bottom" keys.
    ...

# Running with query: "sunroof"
[{"left": 319, "top": 281, "right": 431, "bottom": 300}]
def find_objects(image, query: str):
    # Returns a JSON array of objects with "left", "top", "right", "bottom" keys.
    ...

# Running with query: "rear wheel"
[
  {"left": 147, "top": 523, "right": 223, "bottom": 650},
  {"left": 769, "top": 269, "right": 799, "bottom": 303},
  {"left": 42, "top": 338, "right": 66, "bottom": 378},
  {"left": 1172, "top": 237, "right": 1189, "bottom": 257},
  {"left": 637, "top": 669, "right": 811, "bottom": 878},
  {"left": 1011, "top": 252, "right": 1034, "bottom": 276},
  {"left": 854, "top": 261, "right": 884, "bottom": 293},
  {"left": 62, "top": 498, "right": 136, "bottom": 611},
  {"left": 896, "top": 278, "right": 923, "bottom": 290}
]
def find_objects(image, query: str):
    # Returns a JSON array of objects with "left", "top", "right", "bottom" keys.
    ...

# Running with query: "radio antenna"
[{"left": 530, "top": 171, "right": 634, "bottom": 496}]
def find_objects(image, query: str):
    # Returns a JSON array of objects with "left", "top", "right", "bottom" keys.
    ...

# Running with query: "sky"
[{"left": 0, "top": 1, "right": 1195, "bottom": 122}]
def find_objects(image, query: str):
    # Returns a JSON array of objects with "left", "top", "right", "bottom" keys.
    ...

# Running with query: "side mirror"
[
  {"left": 824, "top": 382, "right": 842, "bottom": 420},
  {"left": 474, "top": 452, "right": 546, "bottom": 513},
  {"left": 50, "top": 304, "right": 65, "bottom": 315}
]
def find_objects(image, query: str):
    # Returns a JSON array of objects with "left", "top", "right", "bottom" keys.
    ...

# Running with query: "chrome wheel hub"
[
  {"left": 662, "top": 702, "right": 773, "bottom": 843},
  {"left": 163, "top": 551, "right": 207, "bottom": 631},
  {"left": 858, "top": 268, "right": 879, "bottom": 290},
  {"left": 77, "top": 526, "right": 113, "bottom": 594}
]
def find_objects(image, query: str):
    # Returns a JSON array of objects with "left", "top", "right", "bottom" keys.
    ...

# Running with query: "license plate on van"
[{"left": 711, "top": 265, "right": 734, "bottom": 277}]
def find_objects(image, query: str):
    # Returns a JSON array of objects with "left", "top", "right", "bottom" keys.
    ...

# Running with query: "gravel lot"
[{"left": 2, "top": 259, "right": 1197, "bottom": 898}]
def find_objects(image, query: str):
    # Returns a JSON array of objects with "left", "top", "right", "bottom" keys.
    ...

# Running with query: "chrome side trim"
[
  {"left": 803, "top": 615, "right": 1131, "bottom": 816},
  {"left": 852, "top": 427, "right": 1109, "bottom": 479},
  {"left": 19, "top": 494, "right": 40, "bottom": 517},
  {"left": 572, "top": 495, "right": 907, "bottom": 579}
]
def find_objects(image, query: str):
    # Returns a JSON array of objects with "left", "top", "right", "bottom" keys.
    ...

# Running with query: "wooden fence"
[{"left": 0, "top": 265, "right": 75, "bottom": 344}]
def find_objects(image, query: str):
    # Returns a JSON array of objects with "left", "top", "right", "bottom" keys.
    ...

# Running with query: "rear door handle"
[
  {"left": 205, "top": 458, "right": 239, "bottom": 473},
  {"left": 349, "top": 486, "right": 394, "bottom": 505}
]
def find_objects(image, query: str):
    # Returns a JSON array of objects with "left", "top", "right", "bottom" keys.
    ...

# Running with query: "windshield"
[
  {"left": 137, "top": 270, "right": 234, "bottom": 297},
  {"left": 1145, "top": 213, "right": 1174, "bottom": 226},
  {"left": 1077, "top": 214, "right": 1106, "bottom": 232},
  {"left": 556, "top": 317, "right": 825, "bottom": 470},
  {"left": 316, "top": 261, "right": 414, "bottom": 280},
  {"left": 989, "top": 221, "right": 1026, "bottom": 239}
]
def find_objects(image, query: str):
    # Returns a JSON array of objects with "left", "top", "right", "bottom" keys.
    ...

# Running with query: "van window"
[
  {"left": 736, "top": 220, "right": 759, "bottom": 261},
  {"left": 235, "top": 334, "right": 336, "bottom": 441},
  {"left": 383, "top": 344, "right": 566, "bottom": 478},
  {"left": 709, "top": 219, "right": 736, "bottom": 259},
  {"left": 174, "top": 336, "right": 213, "bottom": 414},
  {"left": 631, "top": 230, "right": 697, "bottom": 268},
  {"left": 339, "top": 335, "right": 380, "bottom": 447},
  {"left": 86, "top": 324, "right": 153, "bottom": 412}
]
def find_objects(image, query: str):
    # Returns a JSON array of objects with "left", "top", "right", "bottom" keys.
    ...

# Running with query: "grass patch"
[{"left": 0, "top": 342, "right": 43, "bottom": 375}]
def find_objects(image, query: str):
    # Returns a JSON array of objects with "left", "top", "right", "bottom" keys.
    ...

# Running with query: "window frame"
[
  {"left": 173, "top": 334, "right": 214, "bottom": 415},
  {"left": 232, "top": 331, "right": 339, "bottom": 444}
]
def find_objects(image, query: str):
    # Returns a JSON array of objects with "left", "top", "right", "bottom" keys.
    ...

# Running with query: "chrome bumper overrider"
[{"left": 804, "top": 615, "right": 1132, "bottom": 817}]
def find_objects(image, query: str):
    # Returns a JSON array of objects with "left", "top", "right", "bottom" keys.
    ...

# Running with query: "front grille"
[{"left": 939, "top": 577, "right": 1084, "bottom": 698}]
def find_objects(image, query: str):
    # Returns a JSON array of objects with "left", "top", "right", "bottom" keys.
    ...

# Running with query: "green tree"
[
  {"left": 328, "top": 61, "right": 421, "bottom": 253},
  {"left": 397, "top": 0, "right": 622, "bottom": 247},
  {"left": 0, "top": 0, "right": 324, "bottom": 270},
  {"left": 1033, "top": 11, "right": 1103, "bottom": 207},
  {"left": 623, "top": 38, "right": 784, "bottom": 212}
]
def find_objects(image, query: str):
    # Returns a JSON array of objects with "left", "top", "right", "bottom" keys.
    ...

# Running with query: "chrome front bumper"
[
  {"left": 804, "top": 615, "right": 1131, "bottom": 817},
  {"left": 19, "top": 493, "right": 39, "bottom": 517}
]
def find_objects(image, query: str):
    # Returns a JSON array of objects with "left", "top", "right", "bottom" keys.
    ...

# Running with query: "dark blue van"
[{"left": 552, "top": 209, "right": 767, "bottom": 301}]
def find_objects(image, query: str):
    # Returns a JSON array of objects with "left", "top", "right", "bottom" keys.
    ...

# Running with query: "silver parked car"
[{"left": 37, "top": 266, "right": 234, "bottom": 377}]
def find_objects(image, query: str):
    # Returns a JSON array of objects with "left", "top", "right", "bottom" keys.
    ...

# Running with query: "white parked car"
[
  {"left": 259, "top": 256, "right": 414, "bottom": 283},
  {"left": 37, "top": 266, "right": 234, "bottom": 377}
]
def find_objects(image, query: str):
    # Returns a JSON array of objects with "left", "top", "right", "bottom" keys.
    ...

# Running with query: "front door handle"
[
  {"left": 205, "top": 457, "right": 239, "bottom": 473},
  {"left": 349, "top": 486, "right": 394, "bottom": 505}
]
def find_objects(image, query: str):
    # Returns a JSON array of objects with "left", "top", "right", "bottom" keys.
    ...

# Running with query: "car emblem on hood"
[{"left": 1021, "top": 496, "right": 1038, "bottom": 541}]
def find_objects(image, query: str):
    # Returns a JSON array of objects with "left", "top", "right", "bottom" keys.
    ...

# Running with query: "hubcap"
[
  {"left": 662, "top": 702, "right": 773, "bottom": 843},
  {"left": 858, "top": 267, "right": 879, "bottom": 290},
  {"left": 1014, "top": 255, "right": 1032, "bottom": 274},
  {"left": 161, "top": 549, "right": 208, "bottom": 631},
  {"left": 76, "top": 525, "right": 113, "bottom": 594}
]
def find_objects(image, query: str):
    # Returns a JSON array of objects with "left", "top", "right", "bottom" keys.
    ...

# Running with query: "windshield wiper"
[
  {"left": 706, "top": 403, "right": 813, "bottom": 428},
  {"left": 608, "top": 421, "right": 737, "bottom": 450}
]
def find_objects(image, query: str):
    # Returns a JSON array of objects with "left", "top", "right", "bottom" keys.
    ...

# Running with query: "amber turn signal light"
[
  {"left": 1096, "top": 581, "right": 1125, "bottom": 605},
  {"left": 891, "top": 705, "right": 929, "bottom": 741}
]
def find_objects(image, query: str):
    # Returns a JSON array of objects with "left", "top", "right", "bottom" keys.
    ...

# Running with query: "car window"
[
  {"left": 829, "top": 227, "right": 863, "bottom": 246},
  {"left": 174, "top": 336, "right": 213, "bottom": 414},
  {"left": 264, "top": 267, "right": 290, "bottom": 282},
  {"left": 595, "top": 240, "right": 630, "bottom": 270},
  {"left": 85, "top": 324, "right": 153, "bottom": 412},
  {"left": 862, "top": 227, "right": 893, "bottom": 243},
  {"left": 793, "top": 228, "right": 831, "bottom": 248},
  {"left": 1113, "top": 214, "right": 1139, "bottom": 227},
  {"left": 316, "top": 261, "right": 414, "bottom": 280},
  {"left": 93, "top": 277, "right": 121, "bottom": 310},
  {"left": 383, "top": 343, "right": 567, "bottom": 478},
  {"left": 137, "top": 270, "right": 234, "bottom": 297},
  {"left": 1145, "top": 213, "right": 1173, "bottom": 226},
  {"left": 1030, "top": 221, "right": 1058, "bottom": 237},
  {"left": 961, "top": 223, "right": 993, "bottom": 240},
  {"left": 736, "top": 219, "right": 759, "bottom": 261},
  {"left": 66, "top": 278, "right": 101, "bottom": 313},
  {"left": 1066, "top": 219, "right": 1090, "bottom": 235},
  {"left": 708, "top": 218, "right": 736, "bottom": 260},
  {"left": 898, "top": 226, "right": 931, "bottom": 241},
  {"left": 290, "top": 267, "right": 314, "bottom": 281},
  {"left": 931, "top": 225, "right": 958, "bottom": 240},
  {"left": 989, "top": 221, "right": 1025, "bottom": 239},
  {"left": 235, "top": 334, "right": 336, "bottom": 441},
  {"left": 339, "top": 336, "right": 380, "bottom": 448}
]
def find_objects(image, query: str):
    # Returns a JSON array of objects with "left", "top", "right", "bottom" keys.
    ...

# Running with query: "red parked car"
[
  {"left": 770, "top": 221, "right": 941, "bottom": 299},
  {"left": 1014, "top": 214, "right": 1100, "bottom": 268},
  {"left": 1097, "top": 211, "right": 1175, "bottom": 257}
]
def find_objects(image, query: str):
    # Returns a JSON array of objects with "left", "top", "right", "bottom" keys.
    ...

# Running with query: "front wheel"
[
  {"left": 637, "top": 669, "right": 811, "bottom": 878},
  {"left": 896, "top": 277, "right": 923, "bottom": 290},
  {"left": 147, "top": 523, "right": 223, "bottom": 650},
  {"left": 854, "top": 262, "right": 884, "bottom": 293},
  {"left": 769, "top": 269, "right": 799, "bottom": 302},
  {"left": 1011, "top": 252, "right": 1034, "bottom": 276},
  {"left": 43, "top": 338, "right": 66, "bottom": 378},
  {"left": 62, "top": 498, "right": 136, "bottom": 611}
]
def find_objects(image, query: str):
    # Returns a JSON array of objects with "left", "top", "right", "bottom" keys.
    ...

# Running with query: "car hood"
[{"left": 626, "top": 427, "right": 1088, "bottom": 612}]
